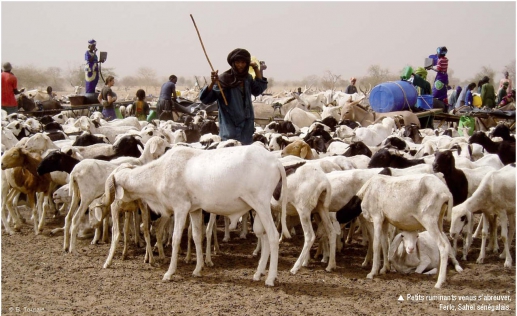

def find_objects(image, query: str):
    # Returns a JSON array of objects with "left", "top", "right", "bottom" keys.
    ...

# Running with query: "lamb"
[
  {"left": 356, "top": 174, "right": 462, "bottom": 288},
  {"left": 388, "top": 231, "right": 440, "bottom": 275},
  {"left": 268, "top": 161, "right": 336, "bottom": 274},
  {"left": 450, "top": 165, "right": 516, "bottom": 268},
  {"left": 103, "top": 145, "right": 288, "bottom": 286},
  {"left": 1, "top": 147, "right": 52, "bottom": 234},
  {"left": 353, "top": 117, "right": 396, "bottom": 146},
  {"left": 469, "top": 131, "right": 515, "bottom": 165}
]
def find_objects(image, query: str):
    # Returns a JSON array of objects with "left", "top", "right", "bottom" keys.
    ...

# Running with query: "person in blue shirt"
[
  {"left": 464, "top": 82, "right": 476, "bottom": 107},
  {"left": 156, "top": 75, "right": 178, "bottom": 117},
  {"left": 200, "top": 48, "right": 267, "bottom": 145}
]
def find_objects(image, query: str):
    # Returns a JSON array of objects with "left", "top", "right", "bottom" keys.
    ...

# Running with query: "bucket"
[
  {"left": 416, "top": 95, "right": 433, "bottom": 110},
  {"left": 473, "top": 95, "right": 482, "bottom": 108},
  {"left": 147, "top": 110, "right": 158, "bottom": 122},
  {"left": 114, "top": 107, "right": 123, "bottom": 119},
  {"left": 369, "top": 81, "right": 418, "bottom": 113}
]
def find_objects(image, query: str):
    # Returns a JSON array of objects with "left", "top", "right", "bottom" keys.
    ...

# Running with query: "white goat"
[
  {"left": 450, "top": 165, "right": 516, "bottom": 268},
  {"left": 103, "top": 146, "right": 288, "bottom": 286},
  {"left": 357, "top": 174, "right": 462, "bottom": 288},
  {"left": 353, "top": 117, "right": 396, "bottom": 146}
]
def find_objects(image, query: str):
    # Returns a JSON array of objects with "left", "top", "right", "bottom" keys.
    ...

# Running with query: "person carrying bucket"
[
  {"left": 426, "top": 46, "right": 449, "bottom": 108},
  {"left": 85, "top": 39, "right": 99, "bottom": 93}
]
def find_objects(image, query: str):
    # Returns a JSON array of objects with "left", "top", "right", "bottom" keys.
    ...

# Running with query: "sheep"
[
  {"left": 5, "top": 121, "right": 31, "bottom": 141},
  {"left": 93, "top": 116, "right": 142, "bottom": 131},
  {"left": 109, "top": 136, "right": 170, "bottom": 166},
  {"left": 92, "top": 135, "right": 144, "bottom": 161},
  {"left": 72, "top": 132, "right": 111, "bottom": 146},
  {"left": 1, "top": 147, "right": 52, "bottom": 234},
  {"left": 353, "top": 117, "right": 396, "bottom": 146},
  {"left": 268, "top": 134, "right": 291, "bottom": 151},
  {"left": 268, "top": 161, "right": 336, "bottom": 274},
  {"left": 343, "top": 141, "right": 372, "bottom": 158},
  {"left": 450, "top": 165, "right": 516, "bottom": 268},
  {"left": 103, "top": 145, "right": 288, "bottom": 286},
  {"left": 356, "top": 174, "right": 462, "bottom": 288},
  {"left": 281, "top": 140, "right": 316, "bottom": 160},
  {"left": 469, "top": 131, "right": 515, "bottom": 165},
  {"left": 51, "top": 113, "right": 68, "bottom": 124},
  {"left": 2, "top": 127, "right": 19, "bottom": 150},
  {"left": 61, "top": 159, "right": 123, "bottom": 253},
  {"left": 89, "top": 120, "right": 139, "bottom": 143},
  {"left": 453, "top": 153, "right": 504, "bottom": 171},
  {"left": 368, "top": 148, "right": 425, "bottom": 168},
  {"left": 432, "top": 151, "right": 468, "bottom": 207},
  {"left": 388, "top": 231, "right": 440, "bottom": 275},
  {"left": 60, "top": 135, "right": 142, "bottom": 161},
  {"left": 199, "top": 133, "right": 221, "bottom": 148},
  {"left": 490, "top": 124, "right": 515, "bottom": 142}
]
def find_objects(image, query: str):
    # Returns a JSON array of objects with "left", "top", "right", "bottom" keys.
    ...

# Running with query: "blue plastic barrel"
[{"left": 369, "top": 81, "right": 418, "bottom": 113}]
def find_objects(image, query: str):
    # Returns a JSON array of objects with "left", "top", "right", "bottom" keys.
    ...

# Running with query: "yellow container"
[
  {"left": 473, "top": 95, "right": 482, "bottom": 108},
  {"left": 248, "top": 56, "right": 260, "bottom": 78}
]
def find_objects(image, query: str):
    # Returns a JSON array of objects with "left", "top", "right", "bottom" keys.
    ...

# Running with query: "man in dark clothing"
[
  {"left": 200, "top": 48, "right": 267, "bottom": 145},
  {"left": 157, "top": 75, "right": 177, "bottom": 116},
  {"left": 345, "top": 77, "right": 358, "bottom": 94}
]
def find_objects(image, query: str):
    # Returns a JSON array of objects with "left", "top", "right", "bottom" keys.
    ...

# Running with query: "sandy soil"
[{"left": 1, "top": 206, "right": 515, "bottom": 316}]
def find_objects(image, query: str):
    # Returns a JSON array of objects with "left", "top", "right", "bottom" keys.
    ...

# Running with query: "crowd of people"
[{"left": 1, "top": 41, "right": 513, "bottom": 144}]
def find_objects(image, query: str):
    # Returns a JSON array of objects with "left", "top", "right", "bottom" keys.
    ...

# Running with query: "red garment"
[
  {"left": 436, "top": 57, "right": 448, "bottom": 73},
  {"left": 1, "top": 72, "right": 18, "bottom": 106}
]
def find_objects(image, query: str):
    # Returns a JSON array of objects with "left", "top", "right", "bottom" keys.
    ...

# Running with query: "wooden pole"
[{"left": 190, "top": 14, "right": 228, "bottom": 105}]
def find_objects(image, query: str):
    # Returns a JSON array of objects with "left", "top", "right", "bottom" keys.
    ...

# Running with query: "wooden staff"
[{"left": 190, "top": 14, "right": 228, "bottom": 105}]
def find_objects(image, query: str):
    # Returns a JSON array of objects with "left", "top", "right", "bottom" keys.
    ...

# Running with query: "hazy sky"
[{"left": 1, "top": 1, "right": 516, "bottom": 84}]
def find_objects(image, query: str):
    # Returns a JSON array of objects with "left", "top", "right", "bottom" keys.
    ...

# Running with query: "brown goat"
[
  {"left": 1, "top": 147, "right": 52, "bottom": 234},
  {"left": 281, "top": 140, "right": 315, "bottom": 160}
]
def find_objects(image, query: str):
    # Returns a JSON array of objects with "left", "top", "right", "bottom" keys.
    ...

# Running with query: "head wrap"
[
  {"left": 456, "top": 86, "right": 462, "bottom": 96},
  {"left": 437, "top": 46, "right": 448, "bottom": 56},
  {"left": 218, "top": 48, "right": 251, "bottom": 89},
  {"left": 88, "top": 39, "right": 97, "bottom": 45},
  {"left": 2, "top": 62, "right": 12, "bottom": 72}
]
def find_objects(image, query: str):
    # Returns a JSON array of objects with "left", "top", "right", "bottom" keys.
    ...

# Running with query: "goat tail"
[
  {"left": 446, "top": 193, "right": 453, "bottom": 222},
  {"left": 69, "top": 174, "right": 80, "bottom": 212},
  {"left": 278, "top": 160, "right": 291, "bottom": 239},
  {"left": 105, "top": 172, "right": 117, "bottom": 208}
]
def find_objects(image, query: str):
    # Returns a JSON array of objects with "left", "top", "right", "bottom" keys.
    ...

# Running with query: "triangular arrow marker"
[{"left": 398, "top": 295, "right": 404, "bottom": 301}]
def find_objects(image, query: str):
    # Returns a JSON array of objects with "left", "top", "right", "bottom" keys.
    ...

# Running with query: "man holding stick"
[{"left": 200, "top": 48, "right": 267, "bottom": 145}]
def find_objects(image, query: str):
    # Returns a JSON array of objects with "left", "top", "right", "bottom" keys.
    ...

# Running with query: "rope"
[{"left": 390, "top": 81, "right": 414, "bottom": 113}]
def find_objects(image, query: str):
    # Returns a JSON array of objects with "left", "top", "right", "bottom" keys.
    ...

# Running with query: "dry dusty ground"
[{"left": 1, "top": 206, "right": 516, "bottom": 316}]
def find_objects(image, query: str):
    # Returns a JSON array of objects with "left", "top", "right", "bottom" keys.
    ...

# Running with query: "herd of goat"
[{"left": 1, "top": 95, "right": 516, "bottom": 289}]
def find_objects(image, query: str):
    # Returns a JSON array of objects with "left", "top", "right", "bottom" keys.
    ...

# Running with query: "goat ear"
[
  {"left": 115, "top": 185, "right": 125, "bottom": 200},
  {"left": 300, "top": 145, "right": 308, "bottom": 159},
  {"left": 150, "top": 141, "right": 158, "bottom": 154}
]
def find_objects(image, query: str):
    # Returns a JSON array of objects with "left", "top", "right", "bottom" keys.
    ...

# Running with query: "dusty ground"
[{"left": 2, "top": 207, "right": 515, "bottom": 316}]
